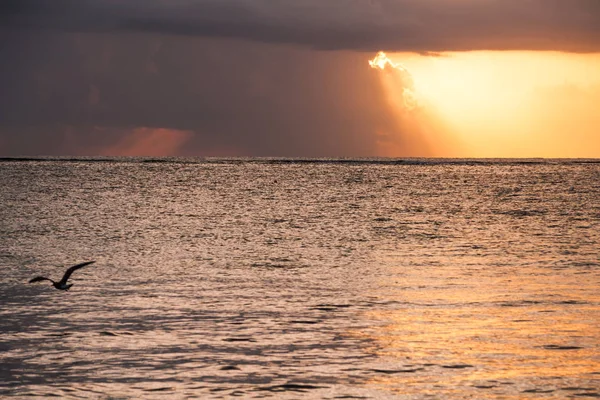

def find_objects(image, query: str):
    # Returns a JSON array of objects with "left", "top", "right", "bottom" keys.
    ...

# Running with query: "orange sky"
[{"left": 372, "top": 51, "right": 600, "bottom": 158}]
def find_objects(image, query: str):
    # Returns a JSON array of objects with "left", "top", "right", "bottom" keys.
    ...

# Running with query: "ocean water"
[{"left": 0, "top": 158, "right": 598, "bottom": 399}]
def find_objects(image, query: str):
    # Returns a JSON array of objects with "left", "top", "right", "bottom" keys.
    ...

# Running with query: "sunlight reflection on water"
[{"left": 0, "top": 159, "right": 598, "bottom": 399}]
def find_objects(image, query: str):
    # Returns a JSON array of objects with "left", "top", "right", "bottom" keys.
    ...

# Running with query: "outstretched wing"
[
  {"left": 60, "top": 261, "right": 96, "bottom": 285},
  {"left": 29, "top": 276, "right": 53, "bottom": 284}
]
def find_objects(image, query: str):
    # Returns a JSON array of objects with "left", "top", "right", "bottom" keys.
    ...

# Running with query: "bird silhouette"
[{"left": 29, "top": 261, "right": 95, "bottom": 290}]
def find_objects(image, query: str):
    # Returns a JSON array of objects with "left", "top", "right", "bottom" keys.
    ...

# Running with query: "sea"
[{"left": 0, "top": 158, "right": 598, "bottom": 399}]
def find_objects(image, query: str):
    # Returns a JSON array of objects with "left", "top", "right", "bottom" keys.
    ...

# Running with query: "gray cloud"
[
  {"left": 0, "top": 33, "right": 428, "bottom": 157},
  {"left": 1, "top": 0, "right": 599, "bottom": 53}
]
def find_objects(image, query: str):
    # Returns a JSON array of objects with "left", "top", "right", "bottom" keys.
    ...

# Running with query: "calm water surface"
[{"left": 0, "top": 158, "right": 599, "bottom": 399}]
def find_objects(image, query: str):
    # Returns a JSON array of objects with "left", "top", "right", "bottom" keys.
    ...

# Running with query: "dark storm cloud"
[
  {"left": 1, "top": 0, "right": 599, "bottom": 52},
  {"left": 0, "top": 33, "right": 415, "bottom": 157}
]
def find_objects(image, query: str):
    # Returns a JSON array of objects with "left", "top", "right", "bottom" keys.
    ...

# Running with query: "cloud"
[
  {"left": 1, "top": 0, "right": 599, "bottom": 53},
  {"left": 0, "top": 34, "right": 429, "bottom": 157},
  {"left": 369, "top": 52, "right": 418, "bottom": 110},
  {"left": 96, "top": 127, "right": 192, "bottom": 156},
  {"left": 367, "top": 52, "right": 461, "bottom": 157}
]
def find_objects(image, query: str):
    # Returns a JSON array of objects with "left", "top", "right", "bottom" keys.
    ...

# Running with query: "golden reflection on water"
[
  {"left": 2, "top": 160, "right": 599, "bottom": 398},
  {"left": 355, "top": 261, "right": 600, "bottom": 398}
]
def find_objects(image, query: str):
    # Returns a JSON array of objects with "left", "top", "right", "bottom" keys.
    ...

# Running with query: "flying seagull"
[{"left": 29, "top": 261, "right": 95, "bottom": 290}]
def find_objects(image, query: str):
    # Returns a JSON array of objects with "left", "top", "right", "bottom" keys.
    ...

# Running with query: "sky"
[{"left": 1, "top": 0, "right": 599, "bottom": 157}]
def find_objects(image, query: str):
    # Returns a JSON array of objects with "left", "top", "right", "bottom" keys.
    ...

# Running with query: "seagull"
[{"left": 29, "top": 261, "right": 95, "bottom": 290}]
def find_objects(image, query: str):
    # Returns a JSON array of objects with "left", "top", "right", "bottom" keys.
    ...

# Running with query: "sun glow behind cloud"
[
  {"left": 371, "top": 51, "right": 600, "bottom": 158},
  {"left": 368, "top": 51, "right": 458, "bottom": 157},
  {"left": 369, "top": 51, "right": 420, "bottom": 111}
]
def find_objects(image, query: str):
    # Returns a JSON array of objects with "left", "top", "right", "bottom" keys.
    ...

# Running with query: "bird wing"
[
  {"left": 29, "top": 276, "right": 53, "bottom": 284},
  {"left": 59, "top": 261, "right": 96, "bottom": 285}
]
